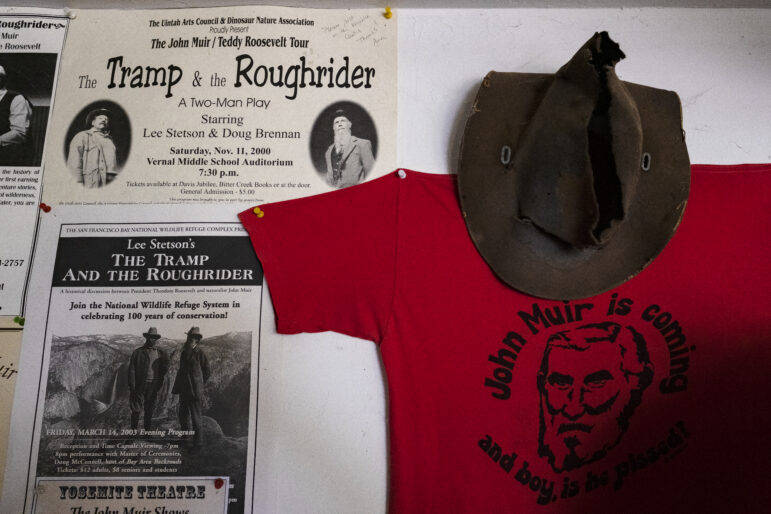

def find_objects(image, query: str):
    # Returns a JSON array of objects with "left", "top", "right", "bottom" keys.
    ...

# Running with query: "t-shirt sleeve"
[{"left": 238, "top": 173, "right": 399, "bottom": 344}]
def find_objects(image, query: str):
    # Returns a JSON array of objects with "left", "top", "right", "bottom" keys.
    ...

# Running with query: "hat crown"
[
  {"left": 143, "top": 327, "right": 161, "bottom": 338},
  {"left": 186, "top": 326, "right": 202, "bottom": 338},
  {"left": 515, "top": 32, "right": 643, "bottom": 249}
]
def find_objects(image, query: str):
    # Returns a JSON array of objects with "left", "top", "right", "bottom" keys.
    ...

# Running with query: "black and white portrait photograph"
[
  {"left": 309, "top": 101, "right": 378, "bottom": 189},
  {"left": 63, "top": 100, "right": 131, "bottom": 188},
  {"left": 0, "top": 53, "right": 58, "bottom": 167}
]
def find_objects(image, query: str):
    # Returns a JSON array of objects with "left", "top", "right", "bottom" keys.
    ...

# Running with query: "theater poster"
[
  {"left": 0, "top": 8, "right": 67, "bottom": 319},
  {"left": 6, "top": 215, "right": 263, "bottom": 513},
  {"left": 42, "top": 6, "right": 397, "bottom": 206}
]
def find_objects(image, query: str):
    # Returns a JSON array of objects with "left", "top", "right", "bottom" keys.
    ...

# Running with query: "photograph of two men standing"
[{"left": 128, "top": 326, "right": 210, "bottom": 451}]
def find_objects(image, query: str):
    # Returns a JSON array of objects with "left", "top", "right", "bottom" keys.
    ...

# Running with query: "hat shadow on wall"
[{"left": 446, "top": 81, "right": 481, "bottom": 175}]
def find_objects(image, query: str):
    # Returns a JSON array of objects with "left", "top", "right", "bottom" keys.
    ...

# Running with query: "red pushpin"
[{"left": 39, "top": 203, "right": 52, "bottom": 213}]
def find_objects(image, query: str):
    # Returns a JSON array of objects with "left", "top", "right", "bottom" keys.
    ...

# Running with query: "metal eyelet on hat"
[
  {"left": 641, "top": 152, "right": 652, "bottom": 171},
  {"left": 500, "top": 145, "right": 512, "bottom": 166}
]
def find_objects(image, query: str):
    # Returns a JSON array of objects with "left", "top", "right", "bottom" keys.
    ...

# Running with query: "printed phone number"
[{"left": 0, "top": 259, "right": 24, "bottom": 267}]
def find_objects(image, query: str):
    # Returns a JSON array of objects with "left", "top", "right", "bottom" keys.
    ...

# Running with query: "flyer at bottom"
[{"left": 14, "top": 219, "right": 263, "bottom": 514}]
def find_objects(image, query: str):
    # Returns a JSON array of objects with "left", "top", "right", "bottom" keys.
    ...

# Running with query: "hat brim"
[
  {"left": 143, "top": 333, "right": 161, "bottom": 339},
  {"left": 458, "top": 72, "right": 690, "bottom": 299}
]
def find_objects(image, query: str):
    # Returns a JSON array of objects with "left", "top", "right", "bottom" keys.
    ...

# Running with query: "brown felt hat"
[{"left": 458, "top": 32, "right": 690, "bottom": 300}]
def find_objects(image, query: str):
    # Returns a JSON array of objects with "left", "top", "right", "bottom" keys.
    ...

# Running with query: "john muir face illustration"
[{"left": 537, "top": 322, "right": 653, "bottom": 472}]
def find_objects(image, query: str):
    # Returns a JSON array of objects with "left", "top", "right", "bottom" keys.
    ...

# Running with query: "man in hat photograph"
[
  {"left": 67, "top": 107, "right": 118, "bottom": 187},
  {"left": 537, "top": 322, "right": 653, "bottom": 472},
  {"left": 0, "top": 64, "right": 34, "bottom": 166},
  {"left": 324, "top": 109, "right": 375, "bottom": 189},
  {"left": 172, "top": 327, "right": 211, "bottom": 451},
  {"left": 127, "top": 327, "right": 169, "bottom": 431}
]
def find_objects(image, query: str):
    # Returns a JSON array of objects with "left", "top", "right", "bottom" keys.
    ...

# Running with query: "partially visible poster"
[
  {"left": 8, "top": 219, "right": 263, "bottom": 513},
  {"left": 42, "top": 6, "right": 397, "bottom": 205},
  {"left": 0, "top": 328, "right": 22, "bottom": 492},
  {"left": 0, "top": 8, "right": 67, "bottom": 317}
]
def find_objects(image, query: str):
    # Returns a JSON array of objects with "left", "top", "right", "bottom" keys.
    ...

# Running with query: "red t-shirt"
[{"left": 240, "top": 165, "right": 771, "bottom": 513}]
